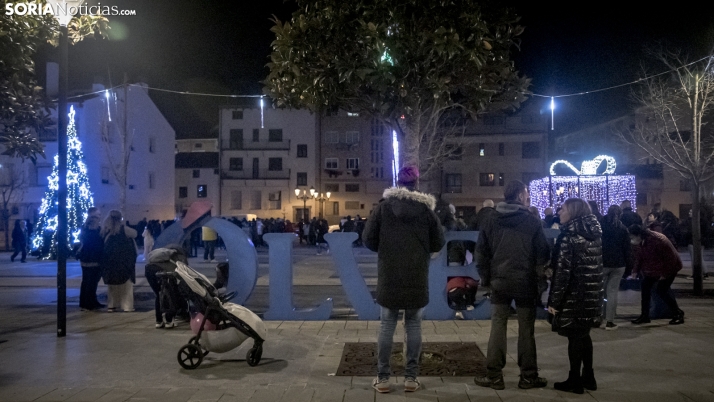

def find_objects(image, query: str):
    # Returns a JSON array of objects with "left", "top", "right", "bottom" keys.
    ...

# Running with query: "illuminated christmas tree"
[{"left": 31, "top": 106, "right": 94, "bottom": 259}]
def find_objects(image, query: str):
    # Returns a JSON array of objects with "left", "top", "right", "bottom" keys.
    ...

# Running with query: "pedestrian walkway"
[{"left": 0, "top": 247, "right": 713, "bottom": 401}]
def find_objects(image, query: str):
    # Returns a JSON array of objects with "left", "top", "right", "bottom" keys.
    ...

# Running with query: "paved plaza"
[{"left": 1, "top": 245, "right": 714, "bottom": 401}]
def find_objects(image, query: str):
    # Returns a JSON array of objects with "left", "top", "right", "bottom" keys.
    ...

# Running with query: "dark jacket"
[
  {"left": 473, "top": 206, "right": 496, "bottom": 231},
  {"left": 600, "top": 217, "right": 632, "bottom": 270},
  {"left": 78, "top": 226, "right": 104, "bottom": 264},
  {"left": 548, "top": 214, "right": 603, "bottom": 331},
  {"left": 620, "top": 208, "right": 642, "bottom": 229},
  {"left": 11, "top": 225, "right": 27, "bottom": 248},
  {"left": 632, "top": 229, "right": 682, "bottom": 278},
  {"left": 475, "top": 201, "right": 551, "bottom": 299},
  {"left": 364, "top": 187, "right": 445, "bottom": 309}
]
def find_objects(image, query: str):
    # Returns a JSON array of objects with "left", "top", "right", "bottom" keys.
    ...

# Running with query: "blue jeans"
[{"left": 377, "top": 306, "right": 423, "bottom": 380}]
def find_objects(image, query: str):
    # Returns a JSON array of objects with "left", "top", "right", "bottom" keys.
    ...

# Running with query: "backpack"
[{"left": 101, "top": 226, "right": 137, "bottom": 285}]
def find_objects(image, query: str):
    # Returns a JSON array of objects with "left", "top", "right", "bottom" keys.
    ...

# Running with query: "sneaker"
[
  {"left": 669, "top": 309, "right": 685, "bottom": 325},
  {"left": 404, "top": 377, "right": 421, "bottom": 392},
  {"left": 605, "top": 322, "right": 618, "bottom": 331},
  {"left": 203, "top": 259, "right": 209, "bottom": 262},
  {"left": 210, "top": 259, "right": 217, "bottom": 263},
  {"left": 155, "top": 322, "right": 165, "bottom": 329},
  {"left": 518, "top": 375, "right": 547, "bottom": 389},
  {"left": 474, "top": 375, "right": 505, "bottom": 390},
  {"left": 107, "top": 308, "right": 116, "bottom": 313},
  {"left": 372, "top": 378, "right": 390, "bottom": 393},
  {"left": 165, "top": 321, "right": 176, "bottom": 328}
]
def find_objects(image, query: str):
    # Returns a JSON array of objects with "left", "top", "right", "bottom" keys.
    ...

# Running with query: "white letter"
[
  {"left": 14, "top": 3, "right": 27, "bottom": 15},
  {"left": 5, "top": 3, "right": 14, "bottom": 16},
  {"left": 27, "top": 2, "right": 37, "bottom": 15}
]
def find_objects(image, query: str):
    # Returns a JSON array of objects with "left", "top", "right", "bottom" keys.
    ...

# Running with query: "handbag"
[{"left": 547, "top": 312, "right": 563, "bottom": 331}]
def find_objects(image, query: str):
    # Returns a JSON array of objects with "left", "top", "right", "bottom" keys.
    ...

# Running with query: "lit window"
[
  {"left": 479, "top": 143, "right": 485, "bottom": 157},
  {"left": 197, "top": 185, "right": 208, "bottom": 198}
]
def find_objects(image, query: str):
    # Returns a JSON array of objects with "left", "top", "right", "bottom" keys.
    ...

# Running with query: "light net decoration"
[
  {"left": 529, "top": 175, "right": 636, "bottom": 218},
  {"left": 31, "top": 106, "right": 95, "bottom": 259}
]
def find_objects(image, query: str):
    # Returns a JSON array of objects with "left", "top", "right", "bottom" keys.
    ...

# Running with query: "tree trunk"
[{"left": 691, "top": 184, "right": 704, "bottom": 296}]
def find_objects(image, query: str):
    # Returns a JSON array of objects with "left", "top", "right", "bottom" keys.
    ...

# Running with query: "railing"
[
  {"left": 223, "top": 139, "right": 291, "bottom": 151},
  {"left": 222, "top": 168, "right": 291, "bottom": 180}
]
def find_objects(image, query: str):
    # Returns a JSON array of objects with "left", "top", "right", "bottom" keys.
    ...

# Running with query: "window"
[
  {"left": 445, "top": 174, "right": 462, "bottom": 193},
  {"left": 370, "top": 139, "right": 383, "bottom": 163},
  {"left": 297, "top": 144, "right": 308, "bottom": 158},
  {"left": 479, "top": 143, "right": 485, "bottom": 157},
  {"left": 498, "top": 173, "right": 504, "bottom": 186},
  {"left": 345, "top": 131, "right": 359, "bottom": 144},
  {"left": 325, "top": 131, "right": 339, "bottom": 144},
  {"left": 325, "top": 183, "right": 339, "bottom": 192},
  {"left": 251, "top": 191, "right": 262, "bottom": 210},
  {"left": 268, "top": 158, "right": 283, "bottom": 171},
  {"left": 268, "top": 129, "right": 283, "bottom": 142},
  {"left": 345, "top": 201, "right": 360, "bottom": 209},
  {"left": 268, "top": 191, "right": 282, "bottom": 209},
  {"left": 229, "top": 129, "right": 243, "bottom": 149},
  {"left": 179, "top": 187, "right": 187, "bottom": 198},
  {"left": 483, "top": 116, "right": 505, "bottom": 125},
  {"left": 347, "top": 112, "right": 360, "bottom": 117},
  {"left": 371, "top": 167, "right": 384, "bottom": 178},
  {"left": 479, "top": 173, "right": 496, "bottom": 186},
  {"left": 297, "top": 172, "right": 308, "bottom": 186},
  {"left": 148, "top": 172, "right": 155, "bottom": 189},
  {"left": 680, "top": 180, "right": 693, "bottom": 191},
  {"left": 325, "top": 158, "right": 338, "bottom": 169},
  {"left": 197, "top": 185, "right": 208, "bottom": 198},
  {"left": 253, "top": 129, "right": 260, "bottom": 142},
  {"left": 331, "top": 201, "right": 340, "bottom": 215},
  {"left": 345, "top": 184, "right": 360, "bottom": 192},
  {"left": 346, "top": 158, "right": 359, "bottom": 169},
  {"left": 232, "top": 110, "right": 243, "bottom": 119},
  {"left": 193, "top": 169, "right": 200, "bottom": 178},
  {"left": 231, "top": 190, "right": 242, "bottom": 210},
  {"left": 149, "top": 137, "right": 156, "bottom": 153},
  {"left": 194, "top": 143, "right": 203, "bottom": 149},
  {"left": 371, "top": 118, "right": 385, "bottom": 137},
  {"left": 498, "top": 142, "right": 505, "bottom": 156},
  {"left": 229, "top": 158, "right": 243, "bottom": 171},
  {"left": 522, "top": 142, "right": 541, "bottom": 159},
  {"left": 101, "top": 166, "right": 111, "bottom": 184}
]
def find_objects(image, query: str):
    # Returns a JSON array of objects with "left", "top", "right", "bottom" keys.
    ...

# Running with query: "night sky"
[{"left": 35, "top": 0, "right": 714, "bottom": 140}]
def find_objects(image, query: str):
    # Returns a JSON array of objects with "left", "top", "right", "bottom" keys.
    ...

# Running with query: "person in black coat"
[
  {"left": 78, "top": 213, "right": 105, "bottom": 311},
  {"left": 364, "top": 166, "right": 445, "bottom": 393},
  {"left": 619, "top": 200, "right": 642, "bottom": 229},
  {"left": 474, "top": 181, "right": 551, "bottom": 390},
  {"left": 10, "top": 220, "right": 28, "bottom": 263},
  {"left": 600, "top": 205, "right": 632, "bottom": 329},
  {"left": 548, "top": 198, "right": 603, "bottom": 394}
]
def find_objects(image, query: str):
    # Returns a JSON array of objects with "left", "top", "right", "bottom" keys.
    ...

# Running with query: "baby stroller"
[{"left": 160, "top": 261, "right": 267, "bottom": 369}]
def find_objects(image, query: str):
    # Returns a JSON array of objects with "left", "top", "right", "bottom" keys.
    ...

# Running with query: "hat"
[{"left": 397, "top": 165, "right": 419, "bottom": 186}]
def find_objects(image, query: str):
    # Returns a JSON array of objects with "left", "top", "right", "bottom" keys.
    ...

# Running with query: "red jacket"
[{"left": 633, "top": 230, "right": 682, "bottom": 278}]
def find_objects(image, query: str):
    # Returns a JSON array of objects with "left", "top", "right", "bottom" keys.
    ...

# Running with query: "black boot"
[
  {"left": 554, "top": 371, "right": 584, "bottom": 394},
  {"left": 631, "top": 315, "right": 650, "bottom": 324},
  {"left": 581, "top": 368, "right": 597, "bottom": 391},
  {"left": 669, "top": 309, "right": 684, "bottom": 325}
]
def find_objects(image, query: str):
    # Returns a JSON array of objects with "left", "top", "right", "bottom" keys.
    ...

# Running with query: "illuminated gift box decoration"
[{"left": 529, "top": 156, "right": 636, "bottom": 217}]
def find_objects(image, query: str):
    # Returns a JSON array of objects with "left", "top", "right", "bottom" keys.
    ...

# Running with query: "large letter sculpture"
[
  {"left": 263, "top": 233, "right": 333, "bottom": 320},
  {"left": 324, "top": 232, "right": 380, "bottom": 320}
]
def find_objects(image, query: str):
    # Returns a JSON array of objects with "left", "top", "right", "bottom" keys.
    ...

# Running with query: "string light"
[
  {"left": 550, "top": 97, "right": 555, "bottom": 130},
  {"left": 550, "top": 155, "right": 617, "bottom": 176},
  {"left": 392, "top": 129, "right": 400, "bottom": 187},
  {"left": 31, "top": 106, "right": 95, "bottom": 258},
  {"left": 530, "top": 174, "right": 636, "bottom": 218}
]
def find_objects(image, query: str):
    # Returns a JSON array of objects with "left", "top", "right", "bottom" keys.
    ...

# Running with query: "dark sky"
[{"left": 37, "top": 0, "right": 714, "bottom": 139}]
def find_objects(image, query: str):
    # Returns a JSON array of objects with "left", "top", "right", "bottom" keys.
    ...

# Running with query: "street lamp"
[
  {"left": 49, "top": 0, "right": 85, "bottom": 338},
  {"left": 295, "top": 186, "right": 315, "bottom": 222},
  {"left": 314, "top": 192, "right": 331, "bottom": 219}
]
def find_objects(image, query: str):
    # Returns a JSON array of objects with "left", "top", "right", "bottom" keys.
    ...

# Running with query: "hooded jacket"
[
  {"left": 548, "top": 214, "right": 604, "bottom": 330},
  {"left": 364, "top": 187, "right": 445, "bottom": 309},
  {"left": 632, "top": 229, "right": 682, "bottom": 278},
  {"left": 475, "top": 201, "right": 551, "bottom": 299},
  {"left": 600, "top": 216, "right": 633, "bottom": 270}
]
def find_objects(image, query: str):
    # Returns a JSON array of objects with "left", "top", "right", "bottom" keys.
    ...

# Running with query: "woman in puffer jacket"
[{"left": 548, "top": 198, "right": 603, "bottom": 394}]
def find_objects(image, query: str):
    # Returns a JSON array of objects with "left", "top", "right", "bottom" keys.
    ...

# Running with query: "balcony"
[
  {"left": 222, "top": 168, "right": 291, "bottom": 180},
  {"left": 222, "top": 139, "right": 291, "bottom": 151}
]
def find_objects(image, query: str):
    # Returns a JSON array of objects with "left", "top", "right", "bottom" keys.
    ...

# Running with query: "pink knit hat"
[{"left": 397, "top": 165, "right": 419, "bottom": 186}]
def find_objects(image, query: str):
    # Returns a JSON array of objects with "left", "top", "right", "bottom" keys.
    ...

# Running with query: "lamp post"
[
  {"left": 295, "top": 186, "right": 315, "bottom": 222},
  {"left": 314, "top": 192, "right": 331, "bottom": 219},
  {"left": 49, "top": 0, "right": 84, "bottom": 338}
]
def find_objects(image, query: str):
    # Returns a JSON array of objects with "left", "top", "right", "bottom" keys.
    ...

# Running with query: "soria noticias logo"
[{"left": 5, "top": 2, "right": 136, "bottom": 17}]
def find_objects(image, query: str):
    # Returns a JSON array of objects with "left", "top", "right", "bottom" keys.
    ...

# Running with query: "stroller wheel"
[
  {"left": 246, "top": 345, "right": 262, "bottom": 366},
  {"left": 178, "top": 344, "right": 203, "bottom": 369},
  {"left": 189, "top": 336, "right": 209, "bottom": 357}
]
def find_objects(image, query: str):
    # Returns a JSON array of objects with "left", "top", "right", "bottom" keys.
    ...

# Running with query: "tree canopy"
[
  {"left": 0, "top": 0, "right": 108, "bottom": 163},
  {"left": 264, "top": 0, "right": 530, "bottom": 174}
]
